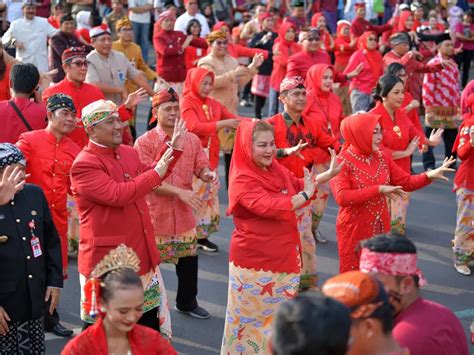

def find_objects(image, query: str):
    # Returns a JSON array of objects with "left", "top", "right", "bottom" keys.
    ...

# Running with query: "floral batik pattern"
[
  {"left": 156, "top": 229, "right": 197, "bottom": 264},
  {"left": 388, "top": 193, "right": 410, "bottom": 236},
  {"left": 192, "top": 175, "right": 220, "bottom": 240},
  {"left": 453, "top": 188, "right": 474, "bottom": 266},
  {"left": 67, "top": 195, "right": 79, "bottom": 255},
  {"left": 221, "top": 262, "right": 300, "bottom": 354},
  {"left": 296, "top": 204, "right": 318, "bottom": 291},
  {"left": 311, "top": 162, "right": 331, "bottom": 232}
]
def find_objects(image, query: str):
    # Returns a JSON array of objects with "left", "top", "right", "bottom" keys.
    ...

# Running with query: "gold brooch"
[{"left": 393, "top": 126, "right": 401, "bottom": 138}]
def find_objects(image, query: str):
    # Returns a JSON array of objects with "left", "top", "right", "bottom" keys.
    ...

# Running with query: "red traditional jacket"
[
  {"left": 61, "top": 317, "right": 177, "bottom": 355},
  {"left": 70, "top": 141, "right": 181, "bottom": 277},
  {"left": 454, "top": 120, "right": 474, "bottom": 191},
  {"left": 17, "top": 129, "right": 81, "bottom": 276}
]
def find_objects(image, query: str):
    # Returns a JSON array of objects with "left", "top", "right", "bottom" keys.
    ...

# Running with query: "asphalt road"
[{"left": 45, "top": 102, "right": 474, "bottom": 354}]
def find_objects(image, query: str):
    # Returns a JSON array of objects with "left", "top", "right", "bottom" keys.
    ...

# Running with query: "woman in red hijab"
[
  {"left": 452, "top": 93, "right": 474, "bottom": 275},
  {"left": 304, "top": 64, "right": 343, "bottom": 244},
  {"left": 370, "top": 74, "right": 442, "bottom": 236},
  {"left": 311, "top": 12, "right": 334, "bottom": 53},
  {"left": 222, "top": 120, "right": 318, "bottom": 354},
  {"left": 181, "top": 67, "right": 244, "bottom": 252},
  {"left": 268, "top": 22, "right": 301, "bottom": 116},
  {"left": 333, "top": 20, "right": 356, "bottom": 116},
  {"left": 344, "top": 31, "right": 383, "bottom": 112},
  {"left": 330, "top": 113, "right": 454, "bottom": 273}
]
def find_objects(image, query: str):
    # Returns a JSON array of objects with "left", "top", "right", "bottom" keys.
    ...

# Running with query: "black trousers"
[
  {"left": 422, "top": 127, "right": 458, "bottom": 170},
  {"left": 255, "top": 95, "right": 266, "bottom": 119},
  {"left": 224, "top": 152, "right": 232, "bottom": 189},
  {"left": 82, "top": 306, "right": 160, "bottom": 332},
  {"left": 175, "top": 255, "right": 198, "bottom": 311},
  {"left": 455, "top": 49, "right": 473, "bottom": 88}
]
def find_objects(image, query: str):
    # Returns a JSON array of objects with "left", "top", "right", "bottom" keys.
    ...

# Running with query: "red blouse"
[
  {"left": 331, "top": 149, "right": 430, "bottom": 273},
  {"left": 370, "top": 101, "right": 426, "bottom": 173},
  {"left": 453, "top": 119, "right": 474, "bottom": 191}
]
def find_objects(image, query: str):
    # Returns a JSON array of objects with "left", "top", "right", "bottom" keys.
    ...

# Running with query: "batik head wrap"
[
  {"left": 115, "top": 17, "right": 132, "bottom": 32},
  {"left": 0, "top": 143, "right": 26, "bottom": 169},
  {"left": 359, "top": 248, "right": 427, "bottom": 286},
  {"left": 279, "top": 76, "right": 305, "bottom": 93},
  {"left": 82, "top": 100, "right": 119, "bottom": 128},
  {"left": 61, "top": 46, "right": 87, "bottom": 64},
  {"left": 206, "top": 30, "right": 227, "bottom": 44},
  {"left": 89, "top": 24, "right": 111, "bottom": 39},
  {"left": 152, "top": 87, "right": 179, "bottom": 108},
  {"left": 46, "top": 93, "right": 76, "bottom": 113}
]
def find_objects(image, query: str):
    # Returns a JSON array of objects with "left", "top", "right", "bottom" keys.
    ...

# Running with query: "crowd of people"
[{"left": 0, "top": 0, "right": 473, "bottom": 353}]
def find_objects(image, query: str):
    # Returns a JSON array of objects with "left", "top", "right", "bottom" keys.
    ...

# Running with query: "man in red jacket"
[
  {"left": 351, "top": 2, "right": 392, "bottom": 37},
  {"left": 16, "top": 93, "right": 80, "bottom": 338},
  {"left": 70, "top": 99, "right": 184, "bottom": 338}
]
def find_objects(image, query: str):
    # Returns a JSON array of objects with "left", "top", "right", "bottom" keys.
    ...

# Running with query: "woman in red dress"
[
  {"left": 62, "top": 245, "right": 176, "bottom": 355},
  {"left": 330, "top": 113, "right": 454, "bottom": 273},
  {"left": 305, "top": 63, "right": 343, "bottom": 243},
  {"left": 222, "top": 120, "right": 323, "bottom": 353},
  {"left": 370, "top": 74, "right": 442, "bottom": 235},
  {"left": 181, "top": 67, "right": 244, "bottom": 252}
]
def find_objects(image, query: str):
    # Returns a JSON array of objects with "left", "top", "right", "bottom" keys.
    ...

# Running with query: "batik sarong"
[{"left": 221, "top": 262, "right": 300, "bottom": 354}]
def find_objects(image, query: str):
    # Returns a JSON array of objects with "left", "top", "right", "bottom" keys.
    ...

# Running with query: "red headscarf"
[
  {"left": 156, "top": 11, "right": 176, "bottom": 32},
  {"left": 358, "top": 31, "right": 383, "bottom": 86},
  {"left": 397, "top": 11, "right": 413, "bottom": 32},
  {"left": 182, "top": 67, "right": 215, "bottom": 122},
  {"left": 213, "top": 21, "right": 230, "bottom": 32},
  {"left": 311, "top": 12, "right": 324, "bottom": 28},
  {"left": 341, "top": 113, "right": 381, "bottom": 155},
  {"left": 453, "top": 94, "right": 474, "bottom": 153},
  {"left": 228, "top": 121, "right": 299, "bottom": 215},
  {"left": 277, "top": 21, "right": 296, "bottom": 46},
  {"left": 305, "top": 63, "right": 334, "bottom": 98},
  {"left": 336, "top": 20, "right": 351, "bottom": 39}
]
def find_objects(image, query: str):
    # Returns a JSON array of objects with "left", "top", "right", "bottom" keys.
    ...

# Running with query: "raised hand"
[
  {"left": 428, "top": 128, "right": 444, "bottom": 146},
  {"left": 124, "top": 88, "right": 149, "bottom": 109},
  {"left": 0, "top": 165, "right": 25, "bottom": 205},
  {"left": 249, "top": 53, "right": 264, "bottom": 70},
  {"left": 170, "top": 118, "right": 187, "bottom": 150},
  {"left": 155, "top": 147, "right": 175, "bottom": 178},
  {"left": 406, "top": 136, "right": 421, "bottom": 156},
  {"left": 379, "top": 185, "right": 409, "bottom": 200},
  {"left": 426, "top": 156, "right": 456, "bottom": 182},
  {"left": 315, "top": 148, "right": 343, "bottom": 184},
  {"left": 285, "top": 139, "right": 308, "bottom": 159},
  {"left": 303, "top": 167, "right": 316, "bottom": 198}
]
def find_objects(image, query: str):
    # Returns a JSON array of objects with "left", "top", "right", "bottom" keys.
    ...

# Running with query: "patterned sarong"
[
  {"left": 453, "top": 188, "right": 474, "bottom": 266},
  {"left": 221, "top": 262, "right": 300, "bottom": 354},
  {"left": 296, "top": 204, "right": 318, "bottom": 290},
  {"left": 156, "top": 229, "right": 197, "bottom": 264},
  {"left": 0, "top": 317, "right": 44, "bottom": 355}
]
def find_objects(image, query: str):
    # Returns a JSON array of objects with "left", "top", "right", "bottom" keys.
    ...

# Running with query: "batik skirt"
[
  {"left": 67, "top": 195, "right": 79, "bottom": 255},
  {"left": 221, "top": 262, "right": 300, "bottom": 354},
  {"left": 156, "top": 228, "right": 198, "bottom": 265},
  {"left": 453, "top": 188, "right": 474, "bottom": 266},
  {"left": 192, "top": 175, "right": 220, "bottom": 240},
  {"left": 296, "top": 204, "right": 318, "bottom": 290},
  {"left": 80, "top": 266, "right": 172, "bottom": 340},
  {"left": 388, "top": 193, "right": 410, "bottom": 236},
  {"left": 311, "top": 162, "right": 331, "bottom": 233},
  {"left": 0, "top": 317, "right": 44, "bottom": 355}
]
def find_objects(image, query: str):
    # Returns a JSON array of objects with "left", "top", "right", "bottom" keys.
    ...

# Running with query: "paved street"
[{"left": 46, "top": 102, "right": 474, "bottom": 354}]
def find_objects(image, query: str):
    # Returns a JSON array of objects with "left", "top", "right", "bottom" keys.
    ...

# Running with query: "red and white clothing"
[{"left": 17, "top": 130, "right": 81, "bottom": 277}]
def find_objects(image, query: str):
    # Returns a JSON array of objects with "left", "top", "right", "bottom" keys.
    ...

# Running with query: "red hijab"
[
  {"left": 306, "top": 63, "right": 333, "bottom": 98},
  {"left": 277, "top": 21, "right": 296, "bottom": 46},
  {"left": 341, "top": 113, "right": 381, "bottom": 156},
  {"left": 182, "top": 67, "right": 215, "bottom": 122},
  {"left": 358, "top": 31, "right": 383, "bottom": 85},
  {"left": 336, "top": 20, "right": 351, "bottom": 39},
  {"left": 311, "top": 12, "right": 324, "bottom": 27},
  {"left": 453, "top": 94, "right": 474, "bottom": 153},
  {"left": 228, "top": 121, "right": 298, "bottom": 215},
  {"left": 156, "top": 11, "right": 176, "bottom": 32},
  {"left": 213, "top": 21, "right": 230, "bottom": 32},
  {"left": 397, "top": 11, "right": 413, "bottom": 32}
]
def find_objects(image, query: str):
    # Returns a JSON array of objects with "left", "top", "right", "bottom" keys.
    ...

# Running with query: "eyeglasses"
[
  {"left": 306, "top": 37, "right": 320, "bottom": 42},
  {"left": 214, "top": 40, "right": 228, "bottom": 46},
  {"left": 70, "top": 60, "right": 90, "bottom": 68},
  {"left": 120, "top": 27, "right": 133, "bottom": 32}
]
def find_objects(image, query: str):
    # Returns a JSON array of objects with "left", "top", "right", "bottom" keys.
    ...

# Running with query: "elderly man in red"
[
  {"left": 286, "top": 29, "right": 361, "bottom": 81},
  {"left": 135, "top": 88, "right": 216, "bottom": 320},
  {"left": 16, "top": 94, "right": 80, "bottom": 338},
  {"left": 70, "top": 99, "right": 184, "bottom": 339},
  {"left": 266, "top": 77, "right": 341, "bottom": 290},
  {"left": 351, "top": 2, "right": 392, "bottom": 37}
]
